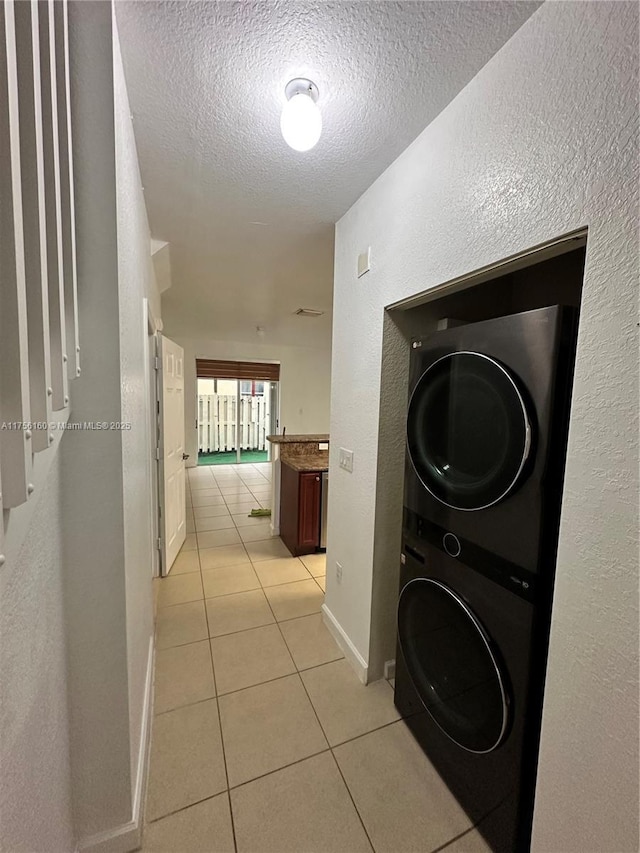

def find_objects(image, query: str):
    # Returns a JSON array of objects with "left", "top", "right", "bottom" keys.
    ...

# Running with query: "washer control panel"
[{"left": 402, "top": 507, "right": 537, "bottom": 602}]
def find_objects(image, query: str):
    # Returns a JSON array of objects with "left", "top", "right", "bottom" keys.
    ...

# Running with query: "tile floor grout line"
[
  {"left": 159, "top": 490, "right": 365, "bottom": 844},
  {"left": 288, "top": 631, "right": 397, "bottom": 761},
  {"left": 151, "top": 679, "right": 404, "bottom": 809},
  {"left": 194, "top": 580, "right": 398, "bottom": 755},
  {"left": 294, "top": 653, "right": 332, "bottom": 747},
  {"left": 328, "top": 750, "right": 377, "bottom": 852},
  {"left": 155, "top": 634, "right": 211, "bottom": 652},
  {"left": 154, "top": 693, "right": 218, "bottom": 717},
  {"left": 249, "top": 571, "right": 317, "bottom": 593},
  {"left": 174, "top": 541, "right": 314, "bottom": 568},
  {"left": 160, "top": 643, "right": 343, "bottom": 706},
  {"left": 211, "top": 602, "right": 326, "bottom": 636},
  {"left": 429, "top": 823, "right": 485, "bottom": 853},
  {"left": 255, "top": 581, "right": 300, "bottom": 675},
  {"left": 245, "top": 577, "right": 336, "bottom": 761},
  {"left": 225, "top": 789, "right": 239, "bottom": 853},
  {"left": 312, "top": 575, "right": 325, "bottom": 594},
  {"left": 329, "top": 713, "right": 403, "bottom": 751},
  {"left": 262, "top": 587, "right": 335, "bottom": 754},
  {"left": 226, "top": 745, "right": 333, "bottom": 794},
  {"left": 203, "top": 524, "right": 298, "bottom": 700},
  {"left": 157, "top": 574, "right": 324, "bottom": 610},
  {"left": 199, "top": 584, "right": 262, "bottom": 603},
  {"left": 146, "top": 552, "right": 229, "bottom": 845},
  {"left": 272, "top": 611, "right": 377, "bottom": 851},
  {"left": 212, "top": 628, "right": 341, "bottom": 697},
  {"left": 145, "top": 791, "right": 229, "bottom": 826},
  {"left": 211, "top": 663, "right": 297, "bottom": 699},
  {"left": 205, "top": 601, "right": 240, "bottom": 853},
  {"left": 271, "top": 619, "right": 344, "bottom": 677},
  {"left": 160, "top": 577, "right": 313, "bottom": 606},
  {"left": 294, "top": 653, "right": 345, "bottom": 676}
]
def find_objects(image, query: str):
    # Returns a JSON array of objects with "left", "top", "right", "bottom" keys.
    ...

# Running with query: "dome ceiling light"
[{"left": 280, "top": 78, "right": 322, "bottom": 152}]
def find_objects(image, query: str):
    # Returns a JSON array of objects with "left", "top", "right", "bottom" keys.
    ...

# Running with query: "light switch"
[{"left": 339, "top": 448, "right": 354, "bottom": 473}]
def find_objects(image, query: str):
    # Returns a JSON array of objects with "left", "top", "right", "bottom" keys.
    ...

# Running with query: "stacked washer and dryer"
[{"left": 394, "top": 306, "right": 578, "bottom": 852}]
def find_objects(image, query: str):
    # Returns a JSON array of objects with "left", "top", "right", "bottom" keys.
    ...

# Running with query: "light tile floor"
[{"left": 144, "top": 463, "right": 490, "bottom": 852}]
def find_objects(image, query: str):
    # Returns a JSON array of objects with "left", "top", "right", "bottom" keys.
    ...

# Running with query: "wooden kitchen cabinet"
[
  {"left": 280, "top": 463, "right": 323, "bottom": 556},
  {"left": 298, "top": 473, "right": 322, "bottom": 548}
]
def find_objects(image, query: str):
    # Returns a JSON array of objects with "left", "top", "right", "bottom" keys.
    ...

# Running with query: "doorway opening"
[
  {"left": 195, "top": 359, "right": 280, "bottom": 465},
  {"left": 367, "top": 229, "right": 587, "bottom": 680}
]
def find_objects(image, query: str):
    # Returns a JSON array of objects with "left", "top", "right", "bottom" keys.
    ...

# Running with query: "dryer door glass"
[
  {"left": 398, "top": 578, "right": 508, "bottom": 753},
  {"left": 407, "top": 352, "right": 531, "bottom": 510}
]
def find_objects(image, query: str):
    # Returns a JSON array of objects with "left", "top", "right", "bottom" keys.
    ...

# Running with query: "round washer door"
[
  {"left": 397, "top": 577, "right": 508, "bottom": 753},
  {"left": 407, "top": 351, "right": 532, "bottom": 510}
]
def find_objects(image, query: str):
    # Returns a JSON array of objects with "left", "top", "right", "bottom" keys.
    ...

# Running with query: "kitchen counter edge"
[{"left": 267, "top": 434, "right": 329, "bottom": 444}]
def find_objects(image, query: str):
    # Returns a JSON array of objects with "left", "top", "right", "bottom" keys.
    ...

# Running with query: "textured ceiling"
[{"left": 115, "top": 0, "right": 540, "bottom": 346}]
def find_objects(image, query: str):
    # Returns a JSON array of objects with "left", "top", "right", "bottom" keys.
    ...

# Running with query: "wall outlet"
[
  {"left": 319, "top": 442, "right": 329, "bottom": 451},
  {"left": 336, "top": 561, "right": 343, "bottom": 583},
  {"left": 339, "top": 448, "right": 354, "bottom": 473}
]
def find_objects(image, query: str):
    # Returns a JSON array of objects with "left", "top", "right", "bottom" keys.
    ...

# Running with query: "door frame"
[
  {"left": 194, "top": 368, "right": 280, "bottom": 465},
  {"left": 143, "top": 298, "right": 161, "bottom": 578},
  {"left": 235, "top": 378, "right": 241, "bottom": 464},
  {"left": 268, "top": 380, "right": 279, "bottom": 461}
]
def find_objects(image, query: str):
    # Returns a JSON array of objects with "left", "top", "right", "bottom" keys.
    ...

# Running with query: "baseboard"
[
  {"left": 321, "top": 603, "right": 369, "bottom": 684},
  {"left": 76, "top": 819, "right": 140, "bottom": 853},
  {"left": 132, "top": 635, "right": 155, "bottom": 837},
  {"left": 77, "top": 635, "right": 155, "bottom": 853}
]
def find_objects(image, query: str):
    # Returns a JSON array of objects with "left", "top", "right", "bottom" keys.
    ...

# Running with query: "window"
[{"left": 240, "top": 380, "right": 265, "bottom": 396}]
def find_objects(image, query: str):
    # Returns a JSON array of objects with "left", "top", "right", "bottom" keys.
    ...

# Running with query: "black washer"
[{"left": 397, "top": 577, "right": 508, "bottom": 754}]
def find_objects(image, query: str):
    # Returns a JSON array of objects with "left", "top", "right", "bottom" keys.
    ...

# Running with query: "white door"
[{"left": 158, "top": 334, "right": 186, "bottom": 575}]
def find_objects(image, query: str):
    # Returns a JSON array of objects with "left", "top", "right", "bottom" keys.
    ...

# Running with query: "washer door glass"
[
  {"left": 407, "top": 352, "right": 531, "bottom": 510},
  {"left": 398, "top": 578, "right": 508, "bottom": 753}
]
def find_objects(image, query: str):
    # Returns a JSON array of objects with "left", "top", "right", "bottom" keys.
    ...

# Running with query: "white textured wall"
[
  {"left": 0, "top": 455, "right": 75, "bottom": 852},
  {"left": 62, "top": 0, "right": 131, "bottom": 839},
  {"left": 1, "top": 4, "right": 158, "bottom": 849},
  {"left": 113, "top": 20, "right": 157, "bottom": 792},
  {"left": 167, "top": 335, "right": 332, "bottom": 465},
  {"left": 327, "top": 3, "right": 639, "bottom": 852}
]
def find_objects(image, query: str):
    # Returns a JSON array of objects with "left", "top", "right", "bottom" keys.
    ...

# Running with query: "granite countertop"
[
  {"left": 267, "top": 434, "right": 329, "bottom": 444},
  {"left": 282, "top": 455, "right": 329, "bottom": 473}
]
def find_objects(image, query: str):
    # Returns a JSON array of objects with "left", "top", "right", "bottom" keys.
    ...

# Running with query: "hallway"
[
  {"left": 145, "top": 464, "right": 488, "bottom": 852},
  {"left": 2, "top": 2, "right": 637, "bottom": 851}
]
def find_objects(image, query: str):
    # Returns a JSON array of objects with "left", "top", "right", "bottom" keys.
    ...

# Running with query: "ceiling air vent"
[{"left": 294, "top": 308, "right": 324, "bottom": 317}]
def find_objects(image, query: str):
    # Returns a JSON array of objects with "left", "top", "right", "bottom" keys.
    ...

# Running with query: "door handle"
[{"left": 182, "top": 453, "right": 190, "bottom": 461}]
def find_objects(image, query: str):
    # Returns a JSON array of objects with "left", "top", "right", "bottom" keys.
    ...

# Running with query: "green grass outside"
[{"left": 198, "top": 449, "right": 269, "bottom": 466}]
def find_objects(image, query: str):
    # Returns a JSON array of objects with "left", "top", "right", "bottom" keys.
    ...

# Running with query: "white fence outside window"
[{"left": 198, "top": 393, "right": 270, "bottom": 453}]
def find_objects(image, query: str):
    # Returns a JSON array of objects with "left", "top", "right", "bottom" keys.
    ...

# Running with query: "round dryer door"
[
  {"left": 397, "top": 578, "right": 508, "bottom": 753},
  {"left": 407, "top": 351, "right": 532, "bottom": 510}
]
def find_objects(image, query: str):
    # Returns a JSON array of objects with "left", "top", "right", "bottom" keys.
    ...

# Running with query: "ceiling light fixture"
[{"left": 280, "top": 78, "right": 321, "bottom": 152}]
